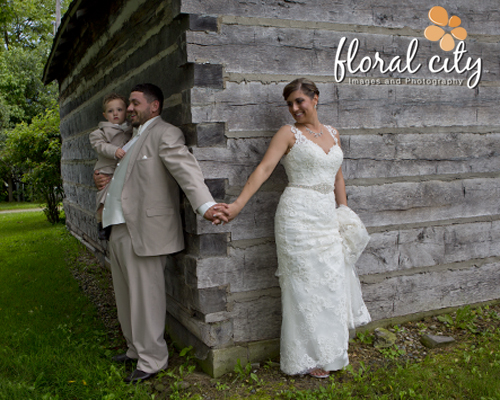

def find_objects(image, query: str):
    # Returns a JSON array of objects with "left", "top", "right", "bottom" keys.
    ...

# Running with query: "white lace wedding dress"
[{"left": 275, "top": 124, "right": 371, "bottom": 375}]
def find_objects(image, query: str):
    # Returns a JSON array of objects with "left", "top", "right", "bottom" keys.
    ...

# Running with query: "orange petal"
[
  {"left": 440, "top": 33, "right": 455, "bottom": 51},
  {"left": 428, "top": 6, "right": 448, "bottom": 26},
  {"left": 424, "top": 25, "right": 445, "bottom": 41},
  {"left": 448, "top": 15, "right": 461, "bottom": 27},
  {"left": 451, "top": 27, "right": 467, "bottom": 41}
]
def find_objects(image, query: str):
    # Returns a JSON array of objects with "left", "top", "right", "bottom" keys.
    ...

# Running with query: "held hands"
[
  {"left": 115, "top": 148, "right": 126, "bottom": 159},
  {"left": 204, "top": 204, "right": 231, "bottom": 225},
  {"left": 203, "top": 202, "right": 244, "bottom": 225},
  {"left": 94, "top": 170, "right": 111, "bottom": 190}
]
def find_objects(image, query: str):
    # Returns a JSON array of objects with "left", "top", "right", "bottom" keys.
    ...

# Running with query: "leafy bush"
[{"left": 3, "top": 104, "right": 63, "bottom": 223}]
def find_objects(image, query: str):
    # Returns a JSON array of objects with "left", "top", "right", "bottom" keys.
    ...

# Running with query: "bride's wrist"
[{"left": 232, "top": 199, "right": 244, "bottom": 212}]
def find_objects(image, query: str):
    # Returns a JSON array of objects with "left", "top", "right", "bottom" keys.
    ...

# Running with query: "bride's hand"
[{"left": 227, "top": 202, "right": 243, "bottom": 222}]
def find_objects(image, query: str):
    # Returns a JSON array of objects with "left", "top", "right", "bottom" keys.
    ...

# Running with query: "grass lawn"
[
  {"left": 1, "top": 212, "right": 499, "bottom": 399},
  {"left": 0, "top": 212, "right": 152, "bottom": 399},
  {"left": 0, "top": 202, "right": 43, "bottom": 211},
  {"left": 275, "top": 334, "right": 500, "bottom": 400}
]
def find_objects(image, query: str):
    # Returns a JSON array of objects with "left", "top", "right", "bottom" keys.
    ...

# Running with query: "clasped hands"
[
  {"left": 206, "top": 203, "right": 241, "bottom": 225},
  {"left": 93, "top": 171, "right": 239, "bottom": 226}
]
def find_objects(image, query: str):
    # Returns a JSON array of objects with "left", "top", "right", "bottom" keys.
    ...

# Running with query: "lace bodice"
[{"left": 282, "top": 125, "right": 343, "bottom": 187}]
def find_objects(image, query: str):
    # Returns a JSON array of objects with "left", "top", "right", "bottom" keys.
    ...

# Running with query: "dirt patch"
[{"left": 70, "top": 246, "right": 500, "bottom": 399}]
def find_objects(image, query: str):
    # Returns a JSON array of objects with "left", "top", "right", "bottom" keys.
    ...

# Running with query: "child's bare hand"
[
  {"left": 115, "top": 148, "right": 126, "bottom": 159},
  {"left": 94, "top": 171, "right": 111, "bottom": 190}
]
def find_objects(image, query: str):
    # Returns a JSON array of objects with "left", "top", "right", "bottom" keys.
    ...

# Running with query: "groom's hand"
[{"left": 204, "top": 204, "right": 230, "bottom": 225}]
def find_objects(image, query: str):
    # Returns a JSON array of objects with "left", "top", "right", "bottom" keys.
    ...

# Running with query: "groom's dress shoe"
[
  {"left": 111, "top": 353, "right": 135, "bottom": 364},
  {"left": 124, "top": 369, "right": 156, "bottom": 384}
]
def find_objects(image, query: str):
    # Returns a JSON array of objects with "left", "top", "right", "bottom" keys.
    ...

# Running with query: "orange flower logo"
[{"left": 424, "top": 6, "right": 467, "bottom": 51}]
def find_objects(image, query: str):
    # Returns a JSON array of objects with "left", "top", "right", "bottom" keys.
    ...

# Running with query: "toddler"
[{"left": 89, "top": 93, "right": 132, "bottom": 240}]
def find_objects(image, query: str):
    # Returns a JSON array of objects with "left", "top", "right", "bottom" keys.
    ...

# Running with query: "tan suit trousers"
[{"left": 109, "top": 223, "right": 169, "bottom": 373}]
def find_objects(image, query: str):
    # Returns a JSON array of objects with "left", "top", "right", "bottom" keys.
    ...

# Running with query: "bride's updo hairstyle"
[{"left": 283, "top": 78, "right": 320, "bottom": 101}]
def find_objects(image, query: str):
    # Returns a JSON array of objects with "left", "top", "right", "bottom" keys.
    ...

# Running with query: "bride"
[{"left": 226, "top": 78, "right": 371, "bottom": 378}]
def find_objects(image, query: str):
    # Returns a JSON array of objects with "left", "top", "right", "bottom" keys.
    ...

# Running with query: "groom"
[{"left": 95, "top": 83, "right": 228, "bottom": 383}]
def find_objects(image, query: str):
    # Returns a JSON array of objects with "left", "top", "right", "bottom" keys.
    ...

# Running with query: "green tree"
[
  {"left": 0, "top": 46, "right": 58, "bottom": 128},
  {"left": 0, "top": 0, "right": 63, "bottom": 128},
  {"left": 0, "top": 0, "right": 58, "bottom": 50},
  {"left": 3, "top": 104, "right": 63, "bottom": 223},
  {"left": 0, "top": 131, "right": 22, "bottom": 202},
  {"left": 0, "top": 0, "right": 67, "bottom": 204}
]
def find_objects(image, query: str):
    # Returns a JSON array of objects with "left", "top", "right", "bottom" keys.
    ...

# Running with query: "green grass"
[
  {"left": 0, "top": 212, "right": 153, "bottom": 399},
  {"left": 222, "top": 323, "right": 500, "bottom": 400},
  {"left": 276, "top": 337, "right": 500, "bottom": 399},
  {"left": 0, "top": 202, "right": 43, "bottom": 211}
]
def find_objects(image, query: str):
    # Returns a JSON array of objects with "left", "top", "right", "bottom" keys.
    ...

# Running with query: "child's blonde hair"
[{"left": 102, "top": 93, "right": 128, "bottom": 111}]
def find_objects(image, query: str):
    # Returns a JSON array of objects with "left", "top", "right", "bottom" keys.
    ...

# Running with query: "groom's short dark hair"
[{"left": 131, "top": 83, "right": 164, "bottom": 112}]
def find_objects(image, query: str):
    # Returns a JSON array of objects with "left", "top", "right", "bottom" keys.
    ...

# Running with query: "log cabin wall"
[{"left": 45, "top": 0, "right": 500, "bottom": 377}]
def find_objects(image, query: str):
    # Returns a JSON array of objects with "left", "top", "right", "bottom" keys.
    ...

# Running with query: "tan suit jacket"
[
  {"left": 89, "top": 121, "right": 132, "bottom": 174},
  {"left": 120, "top": 117, "right": 214, "bottom": 256}
]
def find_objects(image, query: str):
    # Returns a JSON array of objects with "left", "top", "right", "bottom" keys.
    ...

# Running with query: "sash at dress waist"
[{"left": 287, "top": 183, "right": 335, "bottom": 195}]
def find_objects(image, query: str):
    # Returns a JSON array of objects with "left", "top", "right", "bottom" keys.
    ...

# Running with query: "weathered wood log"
[
  {"left": 191, "top": 83, "right": 500, "bottom": 131},
  {"left": 362, "top": 261, "right": 500, "bottom": 320},
  {"left": 350, "top": 177, "right": 500, "bottom": 226},
  {"left": 186, "top": 26, "right": 493, "bottom": 79},
  {"left": 359, "top": 219, "right": 500, "bottom": 275},
  {"left": 227, "top": 288, "right": 282, "bottom": 343},
  {"left": 192, "top": 132, "right": 500, "bottom": 181},
  {"left": 181, "top": 0, "right": 499, "bottom": 35},
  {"left": 183, "top": 242, "right": 279, "bottom": 293}
]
